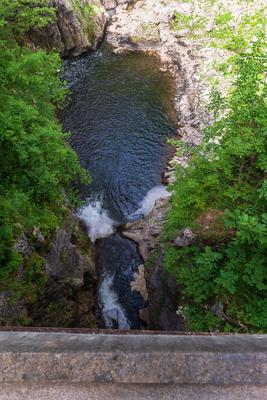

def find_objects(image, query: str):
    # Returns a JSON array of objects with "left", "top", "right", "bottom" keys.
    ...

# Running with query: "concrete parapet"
[{"left": 0, "top": 332, "right": 266, "bottom": 399}]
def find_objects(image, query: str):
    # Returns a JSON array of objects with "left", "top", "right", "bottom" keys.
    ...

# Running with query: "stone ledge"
[
  {"left": 0, "top": 333, "right": 266, "bottom": 385},
  {"left": 1, "top": 383, "right": 267, "bottom": 400}
]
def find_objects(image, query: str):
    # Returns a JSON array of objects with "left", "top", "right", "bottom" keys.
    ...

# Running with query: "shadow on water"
[
  {"left": 96, "top": 234, "right": 146, "bottom": 330},
  {"left": 61, "top": 43, "right": 176, "bottom": 329}
]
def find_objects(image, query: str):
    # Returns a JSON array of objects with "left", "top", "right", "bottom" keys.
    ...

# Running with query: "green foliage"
[
  {"left": 172, "top": 12, "right": 193, "bottom": 30},
  {"left": 214, "top": 11, "right": 233, "bottom": 26},
  {"left": 179, "top": 305, "right": 225, "bottom": 332},
  {"left": 209, "top": 11, "right": 266, "bottom": 52},
  {"left": 72, "top": 0, "right": 100, "bottom": 39},
  {"left": 9, "top": 252, "right": 48, "bottom": 304},
  {"left": 0, "top": 0, "right": 88, "bottom": 301},
  {"left": 0, "top": 0, "right": 56, "bottom": 44},
  {"left": 172, "top": 11, "right": 206, "bottom": 36},
  {"left": 165, "top": 32, "right": 267, "bottom": 332},
  {"left": 171, "top": 2, "right": 265, "bottom": 47}
]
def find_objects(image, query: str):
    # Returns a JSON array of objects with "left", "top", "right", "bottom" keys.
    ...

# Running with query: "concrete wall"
[{"left": 0, "top": 332, "right": 267, "bottom": 399}]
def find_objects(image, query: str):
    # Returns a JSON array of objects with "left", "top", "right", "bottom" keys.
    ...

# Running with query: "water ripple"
[{"left": 61, "top": 43, "right": 175, "bottom": 224}]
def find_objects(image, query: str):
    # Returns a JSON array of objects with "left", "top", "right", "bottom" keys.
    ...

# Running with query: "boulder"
[
  {"left": 45, "top": 214, "right": 96, "bottom": 287},
  {"left": 122, "top": 198, "right": 169, "bottom": 261},
  {"left": 102, "top": 0, "right": 117, "bottom": 10},
  {"left": 173, "top": 228, "right": 195, "bottom": 248},
  {"left": 130, "top": 22, "right": 161, "bottom": 45},
  {"left": 28, "top": 213, "right": 97, "bottom": 328},
  {"left": 14, "top": 233, "right": 32, "bottom": 258}
]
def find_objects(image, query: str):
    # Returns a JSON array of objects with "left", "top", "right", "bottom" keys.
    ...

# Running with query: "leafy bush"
[
  {"left": 165, "top": 26, "right": 267, "bottom": 332},
  {"left": 0, "top": 0, "right": 88, "bottom": 299}
]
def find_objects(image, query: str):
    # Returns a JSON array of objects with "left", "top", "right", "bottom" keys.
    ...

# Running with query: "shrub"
[
  {"left": 0, "top": 0, "right": 88, "bottom": 299},
  {"left": 165, "top": 28, "right": 267, "bottom": 332}
]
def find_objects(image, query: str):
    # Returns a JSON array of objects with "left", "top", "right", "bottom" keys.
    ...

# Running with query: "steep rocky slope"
[
  {"left": 0, "top": 211, "right": 97, "bottom": 327},
  {"left": 26, "top": 0, "right": 107, "bottom": 56}
]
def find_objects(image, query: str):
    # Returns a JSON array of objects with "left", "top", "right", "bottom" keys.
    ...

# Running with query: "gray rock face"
[
  {"left": 45, "top": 214, "right": 96, "bottom": 287},
  {"left": 122, "top": 199, "right": 184, "bottom": 330},
  {"left": 30, "top": 214, "right": 97, "bottom": 327},
  {"left": 3, "top": 212, "right": 97, "bottom": 327},
  {"left": 26, "top": 0, "right": 107, "bottom": 56},
  {"left": 122, "top": 198, "right": 169, "bottom": 262},
  {"left": 14, "top": 233, "right": 32, "bottom": 258},
  {"left": 145, "top": 253, "right": 185, "bottom": 331}
]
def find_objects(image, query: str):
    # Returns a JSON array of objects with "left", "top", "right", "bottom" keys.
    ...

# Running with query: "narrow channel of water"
[{"left": 61, "top": 43, "right": 176, "bottom": 329}]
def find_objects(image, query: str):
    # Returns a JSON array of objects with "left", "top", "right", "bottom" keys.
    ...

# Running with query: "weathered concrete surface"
[
  {"left": 0, "top": 332, "right": 267, "bottom": 399},
  {"left": 1, "top": 383, "right": 267, "bottom": 400},
  {"left": 0, "top": 333, "right": 267, "bottom": 385}
]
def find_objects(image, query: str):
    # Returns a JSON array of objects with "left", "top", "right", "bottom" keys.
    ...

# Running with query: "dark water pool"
[{"left": 62, "top": 44, "right": 175, "bottom": 225}]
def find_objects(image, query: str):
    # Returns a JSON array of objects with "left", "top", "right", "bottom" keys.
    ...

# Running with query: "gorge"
[
  {"left": 1, "top": 0, "right": 265, "bottom": 334},
  {"left": 60, "top": 42, "right": 176, "bottom": 329}
]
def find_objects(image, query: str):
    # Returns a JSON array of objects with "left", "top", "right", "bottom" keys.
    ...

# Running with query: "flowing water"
[{"left": 61, "top": 43, "right": 176, "bottom": 329}]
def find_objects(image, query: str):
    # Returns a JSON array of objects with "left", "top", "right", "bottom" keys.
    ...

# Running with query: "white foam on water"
[
  {"left": 130, "top": 185, "right": 171, "bottom": 220},
  {"left": 99, "top": 275, "right": 130, "bottom": 330},
  {"left": 78, "top": 198, "right": 117, "bottom": 243}
]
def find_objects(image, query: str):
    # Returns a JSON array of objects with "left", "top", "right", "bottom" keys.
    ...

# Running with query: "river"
[{"left": 61, "top": 43, "right": 176, "bottom": 329}]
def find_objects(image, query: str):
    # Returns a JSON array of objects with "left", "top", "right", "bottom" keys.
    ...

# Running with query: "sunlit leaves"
[{"left": 0, "top": 1, "right": 88, "bottom": 285}]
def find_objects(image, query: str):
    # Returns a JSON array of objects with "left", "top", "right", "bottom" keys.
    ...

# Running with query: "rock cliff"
[
  {"left": 26, "top": 0, "right": 107, "bottom": 56},
  {"left": 0, "top": 212, "right": 97, "bottom": 328},
  {"left": 121, "top": 199, "right": 185, "bottom": 331}
]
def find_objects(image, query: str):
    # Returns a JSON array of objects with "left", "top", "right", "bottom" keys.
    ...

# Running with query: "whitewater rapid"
[{"left": 78, "top": 185, "right": 171, "bottom": 242}]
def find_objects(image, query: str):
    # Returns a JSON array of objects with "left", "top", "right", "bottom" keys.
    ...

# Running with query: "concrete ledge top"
[
  {"left": 0, "top": 332, "right": 266, "bottom": 385},
  {"left": 0, "top": 332, "right": 267, "bottom": 353}
]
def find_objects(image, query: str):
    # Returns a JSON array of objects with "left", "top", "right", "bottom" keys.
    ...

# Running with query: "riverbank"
[{"left": 101, "top": 0, "right": 266, "bottom": 331}]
